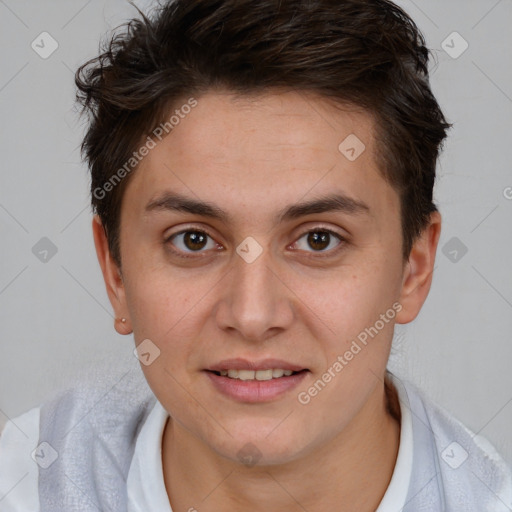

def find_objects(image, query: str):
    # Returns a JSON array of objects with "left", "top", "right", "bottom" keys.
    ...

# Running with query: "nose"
[{"left": 214, "top": 243, "right": 294, "bottom": 343}]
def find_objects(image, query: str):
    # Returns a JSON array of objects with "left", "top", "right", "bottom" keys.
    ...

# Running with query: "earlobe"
[
  {"left": 92, "top": 215, "right": 133, "bottom": 335},
  {"left": 396, "top": 211, "right": 441, "bottom": 324}
]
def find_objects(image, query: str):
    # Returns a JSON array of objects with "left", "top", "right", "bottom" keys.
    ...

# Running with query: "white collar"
[
  {"left": 127, "top": 399, "right": 173, "bottom": 512},
  {"left": 127, "top": 373, "right": 413, "bottom": 511},
  {"left": 375, "top": 372, "right": 414, "bottom": 511}
]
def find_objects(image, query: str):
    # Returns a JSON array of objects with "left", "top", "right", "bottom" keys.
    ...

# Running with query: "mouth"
[
  {"left": 208, "top": 368, "right": 307, "bottom": 380},
  {"left": 204, "top": 358, "right": 310, "bottom": 402}
]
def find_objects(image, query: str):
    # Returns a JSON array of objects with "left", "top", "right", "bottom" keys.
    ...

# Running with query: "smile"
[
  {"left": 205, "top": 360, "right": 309, "bottom": 402},
  {"left": 214, "top": 369, "right": 296, "bottom": 380}
]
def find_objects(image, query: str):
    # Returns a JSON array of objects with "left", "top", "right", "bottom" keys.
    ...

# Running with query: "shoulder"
[
  {"left": 399, "top": 376, "right": 512, "bottom": 510},
  {"left": 410, "top": 380, "right": 511, "bottom": 473},
  {"left": 37, "top": 360, "right": 156, "bottom": 438},
  {"left": 0, "top": 359, "right": 156, "bottom": 512},
  {"left": 35, "top": 361, "right": 156, "bottom": 511},
  {"left": 0, "top": 406, "right": 41, "bottom": 511}
]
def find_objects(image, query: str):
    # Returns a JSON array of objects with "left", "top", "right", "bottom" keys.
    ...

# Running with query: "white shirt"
[{"left": 0, "top": 375, "right": 413, "bottom": 511}]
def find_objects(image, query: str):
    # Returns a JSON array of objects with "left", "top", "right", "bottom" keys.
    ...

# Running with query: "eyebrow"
[{"left": 145, "top": 191, "right": 370, "bottom": 224}]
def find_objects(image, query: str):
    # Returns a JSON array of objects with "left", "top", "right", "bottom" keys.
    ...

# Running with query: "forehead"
[
  {"left": 123, "top": 89, "right": 398, "bottom": 228},
  {"left": 171, "top": 90, "right": 376, "bottom": 169}
]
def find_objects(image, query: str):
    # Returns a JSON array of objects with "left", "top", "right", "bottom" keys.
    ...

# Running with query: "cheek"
[
  {"left": 124, "top": 274, "right": 175, "bottom": 338},
  {"left": 122, "top": 260, "right": 224, "bottom": 375},
  {"left": 122, "top": 266, "right": 206, "bottom": 404},
  {"left": 122, "top": 251, "right": 202, "bottom": 335},
  {"left": 302, "top": 260, "right": 401, "bottom": 340},
  {"left": 292, "top": 265, "right": 400, "bottom": 425},
  {"left": 294, "top": 260, "right": 403, "bottom": 411}
]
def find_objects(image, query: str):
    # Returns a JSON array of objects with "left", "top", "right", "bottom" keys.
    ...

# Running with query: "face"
[{"left": 95, "top": 89, "right": 439, "bottom": 465}]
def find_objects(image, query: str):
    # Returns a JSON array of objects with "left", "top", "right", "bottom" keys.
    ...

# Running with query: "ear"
[
  {"left": 395, "top": 211, "right": 441, "bottom": 324},
  {"left": 92, "top": 215, "right": 132, "bottom": 335}
]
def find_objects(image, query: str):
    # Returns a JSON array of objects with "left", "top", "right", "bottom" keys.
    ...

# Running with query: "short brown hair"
[{"left": 76, "top": 0, "right": 452, "bottom": 267}]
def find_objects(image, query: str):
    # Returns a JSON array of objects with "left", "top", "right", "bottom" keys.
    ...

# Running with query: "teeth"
[
  {"left": 216, "top": 369, "right": 298, "bottom": 380},
  {"left": 239, "top": 370, "right": 256, "bottom": 381}
]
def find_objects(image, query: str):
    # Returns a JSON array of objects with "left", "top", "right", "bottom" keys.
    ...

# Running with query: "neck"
[{"left": 162, "top": 375, "right": 401, "bottom": 512}]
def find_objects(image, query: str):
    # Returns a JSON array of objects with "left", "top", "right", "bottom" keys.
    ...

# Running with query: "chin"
[{"left": 211, "top": 427, "right": 311, "bottom": 467}]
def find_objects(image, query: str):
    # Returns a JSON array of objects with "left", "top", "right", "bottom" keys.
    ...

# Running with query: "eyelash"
[{"left": 164, "top": 226, "right": 347, "bottom": 259}]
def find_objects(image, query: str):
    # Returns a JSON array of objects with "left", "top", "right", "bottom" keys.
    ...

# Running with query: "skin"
[{"left": 93, "top": 89, "right": 441, "bottom": 511}]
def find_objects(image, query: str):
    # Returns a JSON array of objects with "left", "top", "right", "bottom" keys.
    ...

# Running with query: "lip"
[
  {"left": 205, "top": 370, "right": 309, "bottom": 403},
  {"left": 207, "top": 358, "right": 307, "bottom": 372}
]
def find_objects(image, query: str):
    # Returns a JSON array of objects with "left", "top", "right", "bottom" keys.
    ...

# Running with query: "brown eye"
[
  {"left": 183, "top": 231, "right": 208, "bottom": 251},
  {"left": 294, "top": 229, "right": 344, "bottom": 253},
  {"left": 307, "top": 231, "right": 330, "bottom": 251},
  {"left": 167, "top": 230, "right": 217, "bottom": 253}
]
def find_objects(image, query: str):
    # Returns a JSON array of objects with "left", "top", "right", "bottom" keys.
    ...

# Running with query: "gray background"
[{"left": 1, "top": 0, "right": 511, "bottom": 464}]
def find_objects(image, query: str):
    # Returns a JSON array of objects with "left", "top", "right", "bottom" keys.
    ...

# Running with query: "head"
[{"left": 79, "top": 0, "right": 450, "bottom": 465}]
